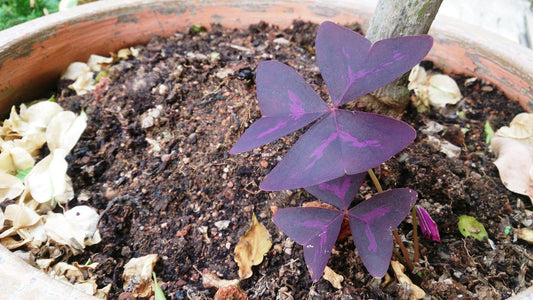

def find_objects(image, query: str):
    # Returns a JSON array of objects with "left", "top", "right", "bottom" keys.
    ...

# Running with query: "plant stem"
[
  {"left": 393, "top": 230, "right": 414, "bottom": 272},
  {"left": 412, "top": 206, "right": 420, "bottom": 263},
  {"left": 367, "top": 169, "right": 383, "bottom": 193},
  {"left": 364, "top": 0, "right": 443, "bottom": 115},
  {"left": 368, "top": 169, "right": 414, "bottom": 272}
]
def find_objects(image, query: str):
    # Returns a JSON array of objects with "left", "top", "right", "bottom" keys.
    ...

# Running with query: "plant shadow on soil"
[{"left": 54, "top": 21, "right": 531, "bottom": 299}]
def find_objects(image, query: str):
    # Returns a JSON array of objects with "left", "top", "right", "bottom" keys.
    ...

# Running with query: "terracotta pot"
[{"left": 0, "top": 0, "right": 532, "bottom": 298}]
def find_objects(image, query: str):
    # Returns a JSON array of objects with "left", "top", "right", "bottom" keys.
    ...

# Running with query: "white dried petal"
[
  {"left": 45, "top": 213, "right": 84, "bottom": 252},
  {"left": 46, "top": 111, "right": 87, "bottom": 152},
  {"left": 426, "top": 74, "right": 462, "bottom": 108},
  {"left": 0, "top": 172, "right": 24, "bottom": 201},
  {"left": 69, "top": 70, "right": 96, "bottom": 95},
  {"left": 496, "top": 113, "right": 533, "bottom": 145},
  {"left": 117, "top": 48, "right": 132, "bottom": 59},
  {"left": 64, "top": 205, "right": 100, "bottom": 242},
  {"left": 17, "top": 223, "right": 48, "bottom": 248},
  {"left": 53, "top": 175, "right": 74, "bottom": 205},
  {"left": 0, "top": 145, "right": 35, "bottom": 174},
  {"left": 52, "top": 262, "right": 85, "bottom": 281},
  {"left": 3, "top": 204, "right": 42, "bottom": 229},
  {"left": 19, "top": 101, "right": 63, "bottom": 129},
  {"left": 408, "top": 64, "right": 428, "bottom": 88},
  {"left": 2, "top": 132, "right": 47, "bottom": 156},
  {"left": 409, "top": 65, "right": 462, "bottom": 109},
  {"left": 61, "top": 62, "right": 90, "bottom": 80},
  {"left": 26, "top": 149, "right": 69, "bottom": 203},
  {"left": 87, "top": 54, "right": 113, "bottom": 72},
  {"left": 1, "top": 106, "right": 30, "bottom": 139},
  {"left": 44, "top": 206, "right": 100, "bottom": 253},
  {"left": 36, "top": 258, "right": 55, "bottom": 270},
  {"left": 0, "top": 209, "right": 4, "bottom": 229}
]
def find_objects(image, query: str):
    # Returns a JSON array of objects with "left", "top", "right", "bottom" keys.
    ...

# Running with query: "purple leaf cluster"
[
  {"left": 230, "top": 21, "right": 433, "bottom": 280},
  {"left": 274, "top": 174, "right": 417, "bottom": 279},
  {"left": 231, "top": 21, "right": 432, "bottom": 191}
]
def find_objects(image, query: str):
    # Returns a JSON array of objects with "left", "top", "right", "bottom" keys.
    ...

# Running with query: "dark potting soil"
[{"left": 54, "top": 21, "right": 532, "bottom": 299}]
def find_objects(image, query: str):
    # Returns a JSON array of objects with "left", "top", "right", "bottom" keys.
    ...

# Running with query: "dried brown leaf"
[
  {"left": 391, "top": 260, "right": 425, "bottom": 300},
  {"left": 323, "top": 266, "right": 343, "bottom": 289},
  {"left": 234, "top": 213, "right": 272, "bottom": 279},
  {"left": 122, "top": 254, "right": 158, "bottom": 298}
]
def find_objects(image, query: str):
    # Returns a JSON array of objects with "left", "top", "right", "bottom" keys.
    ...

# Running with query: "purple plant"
[
  {"left": 274, "top": 174, "right": 417, "bottom": 279},
  {"left": 230, "top": 21, "right": 432, "bottom": 191},
  {"left": 230, "top": 22, "right": 433, "bottom": 280}
]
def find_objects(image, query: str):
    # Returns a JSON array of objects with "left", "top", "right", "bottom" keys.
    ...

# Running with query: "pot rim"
[{"left": 0, "top": 0, "right": 532, "bottom": 113}]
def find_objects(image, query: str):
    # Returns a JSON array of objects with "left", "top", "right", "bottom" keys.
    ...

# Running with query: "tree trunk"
[{"left": 361, "top": 0, "right": 443, "bottom": 116}]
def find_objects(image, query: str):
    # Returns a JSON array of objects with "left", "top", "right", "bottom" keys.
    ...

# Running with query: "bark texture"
[{"left": 362, "top": 0, "right": 443, "bottom": 116}]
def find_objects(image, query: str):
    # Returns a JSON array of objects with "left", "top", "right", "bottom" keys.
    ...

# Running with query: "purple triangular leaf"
[
  {"left": 230, "top": 61, "right": 329, "bottom": 154},
  {"left": 273, "top": 207, "right": 344, "bottom": 281},
  {"left": 260, "top": 110, "right": 415, "bottom": 190},
  {"left": 305, "top": 173, "right": 367, "bottom": 210},
  {"left": 348, "top": 188, "right": 418, "bottom": 277},
  {"left": 316, "top": 21, "right": 433, "bottom": 107}
]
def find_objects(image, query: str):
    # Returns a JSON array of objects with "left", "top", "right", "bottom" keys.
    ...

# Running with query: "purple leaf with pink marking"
[
  {"left": 348, "top": 188, "right": 418, "bottom": 277},
  {"left": 273, "top": 188, "right": 417, "bottom": 281},
  {"left": 231, "top": 22, "right": 431, "bottom": 190},
  {"left": 305, "top": 173, "right": 367, "bottom": 210},
  {"left": 230, "top": 61, "right": 329, "bottom": 154},
  {"left": 272, "top": 207, "right": 344, "bottom": 281},
  {"left": 316, "top": 21, "right": 433, "bottom": 107},
  {"left": 260, "top": 110, "right": 415, "bottom": 190}
]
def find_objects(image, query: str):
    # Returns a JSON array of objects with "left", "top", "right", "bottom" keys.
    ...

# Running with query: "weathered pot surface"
[{"left": 0, "top": 0, "right": 531, "bottom": 299}]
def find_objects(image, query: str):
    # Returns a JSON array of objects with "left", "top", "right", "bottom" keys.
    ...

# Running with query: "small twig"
[
  {"left": 393, "top": 229, "right": 414, "bottom": 272},
  {"left": 412, "top": 206, "right": 420, "bottom": 263},
  {"left": 97, "top": 195, "right": 137, "bottom": 225}
]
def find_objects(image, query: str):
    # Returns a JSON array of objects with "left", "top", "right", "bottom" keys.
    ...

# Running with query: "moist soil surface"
[{"left": 54, "top": 21, "right": 532, "bottom": 299}]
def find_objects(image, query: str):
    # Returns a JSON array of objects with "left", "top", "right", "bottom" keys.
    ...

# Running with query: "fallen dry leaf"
[
  {"left": 323, "top": 266, "right": 343, "bottom": 289},
  {"left": 122, "top": 254, "right": 158, "bottom": 298},
  {"left": 234, "top": 213, "right": 272, "bottom": 279},
  {"left": 516, "top": 228, "right": 533, "bottom": 244},
  {"left": 490, "top": 113, "right": 533, "bottom": 203},
  {"left": 491, "top": 135, "right": 533, "bottom": 202},
  {"left": 391, "top": 260, "right": 425, "bottom": 300}
]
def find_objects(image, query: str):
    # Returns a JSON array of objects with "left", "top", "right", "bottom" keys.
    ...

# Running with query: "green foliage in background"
[{"left": 0, "top": 0, "right": 60, "bottom": 30}]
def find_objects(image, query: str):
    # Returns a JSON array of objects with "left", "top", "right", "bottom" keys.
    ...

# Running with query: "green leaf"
[
  {"left": 190, "top": 24, "right": 207, "bottom": 34},
  {"left": 458, "top": 215, "right": 488, "bottom": 241},
  {"left": 15, "top": 167, "right": 32, "bottom": 180},
  {"left": 0, "top": 0, "right": 60, "bottom": 30},
  {"left": 152, "top": 272, "right": 167, "bottom": 300},
  {"left": 484, "top": 120, "right": 494, "bottom": 144}
]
